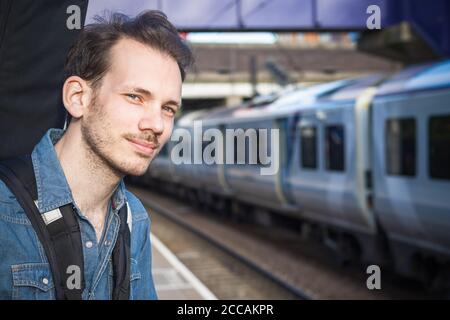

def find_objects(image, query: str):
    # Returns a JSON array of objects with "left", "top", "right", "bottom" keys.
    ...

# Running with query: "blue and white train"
[{"left": 139, "top": 60, "right": 450, "bottom": 287}]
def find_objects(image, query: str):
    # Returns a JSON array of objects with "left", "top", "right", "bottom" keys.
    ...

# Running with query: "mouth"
[{"left": 127, "top": 138, "right": 158, "bottom": 157}]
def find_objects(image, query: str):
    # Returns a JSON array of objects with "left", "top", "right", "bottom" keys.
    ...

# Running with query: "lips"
[{"left": 127, "top": 138, "right": 158, "bottom": 156}]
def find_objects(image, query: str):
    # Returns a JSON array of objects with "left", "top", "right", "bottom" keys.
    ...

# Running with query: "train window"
[
  {"left": 385, "top": 118, "right": 416, "bottom": 177},
  {"left": 245, "top": 138, "right": 250, "bottom": 164},
  {"left": 300, "top": 126, "right": 317, "bottom": 169},
  {"left": 325, "top": 125, "right": 345, "bottom": 171},
  {"left": 234, "top": 136, "right": 238, "bottom": 164},
  {"left": 255, "top": 131, "right": 260, "bottom": 165},
  {"left": 246, "top": 130, "right": 262, "bottom": 165},
  {"left": 429, "top": 115, "right": 450, "bottom": 180}
]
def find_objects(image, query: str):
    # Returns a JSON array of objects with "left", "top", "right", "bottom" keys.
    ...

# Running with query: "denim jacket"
[{"left": 0, "top": 129, "right": 157, "bottom": 300}]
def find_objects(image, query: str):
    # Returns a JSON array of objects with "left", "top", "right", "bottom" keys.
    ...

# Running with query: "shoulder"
[
  {"left": 0, "top": 179, "right": 15, "bottom": 202},
  {"left": 124, "top": 189, "right": 151, "bottom": 224},
  {"left": 0, "top": 180, "right": 31, "bottom": 225}
]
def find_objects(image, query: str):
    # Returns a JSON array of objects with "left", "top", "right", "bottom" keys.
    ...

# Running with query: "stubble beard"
[{"left": 80, "top": 98, "right": 152, "bottom": 178}]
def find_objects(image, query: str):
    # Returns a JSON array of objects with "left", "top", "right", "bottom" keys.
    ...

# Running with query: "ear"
[{"left": 62, "top": 76, "right": 94, "bottom": 120}]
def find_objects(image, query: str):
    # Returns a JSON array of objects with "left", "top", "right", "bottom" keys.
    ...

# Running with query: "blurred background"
[{"left": 1, "top": 0, "right": 449, "bottom": 299}]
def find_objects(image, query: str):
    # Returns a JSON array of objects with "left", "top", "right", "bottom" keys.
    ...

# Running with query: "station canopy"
[{"left": 86, "top": 0, "right": 393, "bottom": 31}]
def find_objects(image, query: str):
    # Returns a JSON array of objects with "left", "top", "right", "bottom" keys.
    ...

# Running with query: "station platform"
[{"left": 150, "top": 234, "right": 217, "bottom": 300}]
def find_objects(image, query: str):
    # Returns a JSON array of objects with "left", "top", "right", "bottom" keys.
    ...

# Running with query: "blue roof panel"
[
  {"left": 406, "top": 60, "right": 450, "bottom": 91},
  {"left": 375, "top": 60, "right": 450, "bottom": 96},
  {"left": 324, "top": 74, "right": 386, "bottom": 101}
]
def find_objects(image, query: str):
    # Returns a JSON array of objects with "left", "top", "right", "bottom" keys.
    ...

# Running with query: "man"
[{"left": 0, "top": 10, "right": 193, "bottom": 299}]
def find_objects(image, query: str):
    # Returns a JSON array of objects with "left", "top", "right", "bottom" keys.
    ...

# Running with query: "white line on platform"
[{"left": 151, "top": 233, "right": 218, "bottom": 300}]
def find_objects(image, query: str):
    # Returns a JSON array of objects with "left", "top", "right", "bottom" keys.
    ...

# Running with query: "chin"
[{"left": 119, "top": 158, "right": 151, "bottom": 177}]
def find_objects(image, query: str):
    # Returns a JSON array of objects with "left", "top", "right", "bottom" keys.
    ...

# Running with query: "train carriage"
[
  {"left": 140, "top": 59, "right": 450, "bottom": 287},
  {"left": 372, "top": 60, "right": 450, "bottom": 281}
]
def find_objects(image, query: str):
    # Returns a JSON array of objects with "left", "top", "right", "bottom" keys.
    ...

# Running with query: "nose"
[{"left": 138, "top": 103, "right": 164, "bottom": 134}]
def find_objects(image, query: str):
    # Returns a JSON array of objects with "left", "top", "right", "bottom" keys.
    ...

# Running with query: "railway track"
[
  {"left": 144, "top": 192, "right": 311, "bottom": 300},
  {"left": 129, "top": 186, "right": 433, "bottom": 300}
]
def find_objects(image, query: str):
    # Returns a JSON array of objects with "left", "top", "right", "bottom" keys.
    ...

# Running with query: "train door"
[{"left": 372, "top": 89, "right": 450, "bottom": 277}]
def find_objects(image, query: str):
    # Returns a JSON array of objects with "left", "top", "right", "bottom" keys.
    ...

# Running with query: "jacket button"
[
  {"left": 85, "top": 241, "right": 93, "bottom": 248},
  {"left": 42, "top": 278, "right": 49, "bottom": 285}
]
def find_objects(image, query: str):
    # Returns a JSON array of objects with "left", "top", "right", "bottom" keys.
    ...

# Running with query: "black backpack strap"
[
  {"left": 0, "top": 155, "right": 131, "bottom": 300},
  {"left": 112, "top": 204, "right": 131, "bottom": 300},
  {"left": 45, "top": 203, "right": 85, "bottom": 299},
  {"left": 0, "top": 155, "right": 38, "bottom": 199},
  {"left": 0, "top": 155, "right": 84, "bottom": 299}
]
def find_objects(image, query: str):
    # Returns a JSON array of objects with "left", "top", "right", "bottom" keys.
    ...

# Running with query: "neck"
[{"left": 54, "top": 127, "right": 122, "bottom": 215}]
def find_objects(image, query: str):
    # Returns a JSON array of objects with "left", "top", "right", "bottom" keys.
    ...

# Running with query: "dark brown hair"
[{"left": 64, "top": 10, "right": 193, "bottom": 88}]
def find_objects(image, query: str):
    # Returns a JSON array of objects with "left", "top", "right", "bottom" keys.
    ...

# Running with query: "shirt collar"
[
  {"left": 31, "top": 128, "right": 126, "bottom": 213},
  {"left": 112, "top": 180, "right": 126, "bottom": 211}
]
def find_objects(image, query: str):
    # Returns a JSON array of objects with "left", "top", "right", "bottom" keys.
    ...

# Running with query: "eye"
[
  {"left": 163, "top": 105, "right": 177, "bottom": 116},
  {"left": 125, "top": 94, "right": 142, "bottom": 103}
]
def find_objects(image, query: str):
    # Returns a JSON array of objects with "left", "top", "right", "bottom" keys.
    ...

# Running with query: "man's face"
[{"left": 81, "top": 37, "right": 182, "bottom": 176}]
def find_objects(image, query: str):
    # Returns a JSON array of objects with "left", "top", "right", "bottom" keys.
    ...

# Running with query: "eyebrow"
[{"left": 124, "top": 86, "right": 181, "bottom": 109}]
